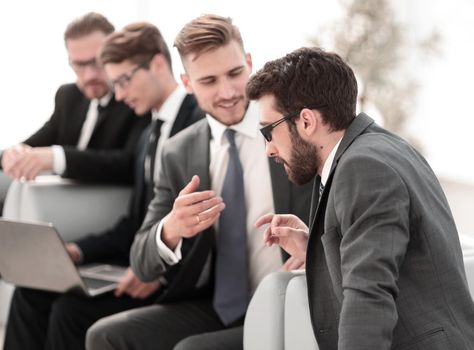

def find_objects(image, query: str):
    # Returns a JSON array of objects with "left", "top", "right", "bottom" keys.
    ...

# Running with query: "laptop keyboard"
[{"left": 82, "top": 276, "right": 115, "bottom": 290}]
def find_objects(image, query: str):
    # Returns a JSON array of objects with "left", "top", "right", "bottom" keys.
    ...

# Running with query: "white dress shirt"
[
  {"left": 52, "top": 93, "right": 112, "bottom": 175},
  {"left": 150, "top": 86, "right": 187, "bottom": 182},
  {"left": 156, "top": 101, "right": 283, "bottom": 294},
  {"left": 321, "top": 138, "right": 342, "bottom": 186}
]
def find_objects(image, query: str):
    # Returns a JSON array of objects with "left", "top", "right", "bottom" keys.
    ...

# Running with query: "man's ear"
[
  {"left": 297, "top": 108, "right": 319, "bottom": 137},
  {"left": 245, "top": 53, "right": 253, "bottom": 74},
  {"left": 180, "top": 73, "right": 193, "bottom": 94}
]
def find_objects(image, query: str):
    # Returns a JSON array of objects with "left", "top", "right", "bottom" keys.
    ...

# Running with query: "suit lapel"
[
  {"left": 169, "top": 94, "right": 194, "bottom": 137},
  {"left": 306, "top": 113, "right": 375, "bottom": 345},
  {"left": 331, "top": 113, "right": 374, "bottom": 174},
  {"left": 188, "top": 120, "right": 211, "bottom": 191},
  {"left": 69, "top": 96, "right": 90, "bottom": 145},
  {"left": 308, "top": 113, "right": 374, "bottom": 232}
]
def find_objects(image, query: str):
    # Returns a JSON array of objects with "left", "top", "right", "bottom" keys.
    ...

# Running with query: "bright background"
[
  {"left": 1, "top": 1, "right": 474, "bottom": 341},
  {"left": 0, "top": 0, "right": 473, "bottom": 183}
]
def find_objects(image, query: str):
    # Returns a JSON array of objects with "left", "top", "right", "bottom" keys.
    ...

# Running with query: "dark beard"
[{"left": 286, "top": 130, "right": 319, "bottom": 185}]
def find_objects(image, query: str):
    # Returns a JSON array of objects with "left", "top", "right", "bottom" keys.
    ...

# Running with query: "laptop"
[{"left": 0, "top": 218, "right": 127, "bottom": 297}]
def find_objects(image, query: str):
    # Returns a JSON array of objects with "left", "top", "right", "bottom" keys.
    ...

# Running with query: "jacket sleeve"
[
  {"left": 74, "top": 216, "right": 140, "bottom": 266},
  {"left": 62, "top": 115, "right": 150, "bottom": 185}
]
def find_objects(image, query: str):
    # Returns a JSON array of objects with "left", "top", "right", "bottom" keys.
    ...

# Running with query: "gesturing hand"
[
  {"left": 2, "top": 145, "right": 53, "bottom": 181},
  {"left": 162, "top": 175, "right": 225, "bottom": 249},
  {"left": 255, "top": 213, "right": 309, "bottom": 261}
]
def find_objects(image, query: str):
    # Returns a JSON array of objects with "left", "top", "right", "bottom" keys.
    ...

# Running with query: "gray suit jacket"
[
  {"left": 306, "top": 113, "right": 474, "bottom": 349},
  {"left": 131, "top": 118, "right": 311, "bottom": 302}
]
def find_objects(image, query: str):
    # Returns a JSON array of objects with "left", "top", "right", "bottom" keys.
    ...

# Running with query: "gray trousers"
[{"left": 86, "top": 298, "right": 243, "bottom": 350}]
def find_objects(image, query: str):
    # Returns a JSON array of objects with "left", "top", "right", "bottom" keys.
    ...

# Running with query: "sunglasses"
[{"left": 259, "top": 115, "right": 293, "bottom": 142}]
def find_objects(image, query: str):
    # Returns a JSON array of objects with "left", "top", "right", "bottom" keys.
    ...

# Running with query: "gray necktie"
[{"left": 213, "top": 129, "right": 249, "bottom": 326}]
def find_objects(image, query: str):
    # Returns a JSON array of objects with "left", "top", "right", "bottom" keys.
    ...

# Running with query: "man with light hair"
[{"left": 86, "top": 14, "right": 311, "bottom": 350}]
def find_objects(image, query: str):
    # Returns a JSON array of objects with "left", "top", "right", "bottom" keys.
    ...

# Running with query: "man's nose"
[{"left": 217, "top": 79, "right": 236, "bottom": 100}]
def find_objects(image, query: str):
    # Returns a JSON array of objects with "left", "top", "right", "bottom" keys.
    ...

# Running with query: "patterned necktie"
[
  {"left": 144, "top": 119, "right": 163, "bottom": 205},
  {"left": 213, "top": 129, "right": 249, "bottom": 326}
]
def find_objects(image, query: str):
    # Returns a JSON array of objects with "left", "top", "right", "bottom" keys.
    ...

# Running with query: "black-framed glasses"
[
  {"left": 260, "top": 115, "right": 293, "bottom": 142},
  {"left": 69, "top": 58, "right": 101, "bottom": 73},
  {"left": 109, "top": 63, "right": 147, "bottom": 90}
]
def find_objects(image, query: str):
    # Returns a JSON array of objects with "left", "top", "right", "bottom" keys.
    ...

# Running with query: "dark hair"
[
  {"left": 64, "top": 12, "right": 114, "bottom": 42},
  {"left": 247, "top": 47, "right": 358, "bottom": 131},
  {"left": 174, "top": 14, "right": 244, "bottom": 60},
  {"left": 99, "top": 22, "right": 172, "bottom": 70}
]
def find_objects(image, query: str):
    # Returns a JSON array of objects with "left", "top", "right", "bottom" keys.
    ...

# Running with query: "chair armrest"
[
  {"left": 460, "top": 234, "right": 474, "bottom": 257},
  {"left": 244, "top": 270, "right": 304, "bottom": 350},
  {"left": 284, "top": 274, "right": 319, "bottom": 350},
  {"left": 463, "top": 255, "right": 474, "bottom": 299},
  {"left": 2, "top": 175, "right": 131, "bottom": 242},
  {"left": 0, "top": 170, "right": 12, "bottom": 205}
]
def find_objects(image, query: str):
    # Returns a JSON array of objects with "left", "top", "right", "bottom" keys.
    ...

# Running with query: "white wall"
[
  {"left": 441, "top": 178, "right": 474, "bottom": 237},
  {"left": 1, "top": 0, "right": 474, "bottom": 185}
]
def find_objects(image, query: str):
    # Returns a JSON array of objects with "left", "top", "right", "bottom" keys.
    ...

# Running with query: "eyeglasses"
[
  {"left": 108, "top": 63, "right": 146, "bottom": 90},
  {"left": 260, "top": 115, "right": 293, "bottom": 142},
  {"left": 69, "top": 58, "right": 101, "bottom": 73}
]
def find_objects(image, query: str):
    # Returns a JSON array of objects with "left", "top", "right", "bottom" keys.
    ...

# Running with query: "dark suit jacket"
[
  {"left": 22, "top": 83, "right": 150, "bottom": 184},
  {"left": 74, "top": 94, "right": 204, "bottom": 266},
  {"left": 130, "top": 118, "right": 312, "bottom": 302},
  {"left": 306, "top": 113, "right": 474, "bottom": 350}
]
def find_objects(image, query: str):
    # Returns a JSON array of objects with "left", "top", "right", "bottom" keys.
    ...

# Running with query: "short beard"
[{"left": 286, "top": 127, "right": 319, "bottom": 185}]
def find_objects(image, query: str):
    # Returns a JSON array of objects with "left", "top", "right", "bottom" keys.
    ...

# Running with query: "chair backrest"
[{"left": 2, "top": 175, "right": 131, "bottom": 241}]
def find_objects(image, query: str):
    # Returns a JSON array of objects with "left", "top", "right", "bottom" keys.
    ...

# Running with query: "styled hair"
[
  {"left": 99, "top": 22, "right": 172, "bottom": 69},
  {"left": 64, "top": 12, "right": 114, "bottom": 42},
  {"left": 247, "top": 47, "right": 358, "bottom": 131},
  {"left": 174, "top": 14, "right": 244, "bottom": 60}
]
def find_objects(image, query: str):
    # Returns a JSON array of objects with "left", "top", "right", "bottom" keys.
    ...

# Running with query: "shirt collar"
[
  {"left": 321, "top": 138, "right": 342, "bottom": 186},
  {"left": 206, "top": 101, "right": 259, "bottom": 145},
  {"left": 99, "top": 92, "right": 113, "bottom": 107},
  {"left": 152, "top": 86, "right": 186, "bottom": 122}
]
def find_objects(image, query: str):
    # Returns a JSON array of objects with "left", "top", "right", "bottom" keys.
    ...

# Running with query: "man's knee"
[
  {"left": 174, "top": 335, "right": 202, "bottom": 350},
  {"left": 86, "top": 315, "right": 126, "bottom": 350}
]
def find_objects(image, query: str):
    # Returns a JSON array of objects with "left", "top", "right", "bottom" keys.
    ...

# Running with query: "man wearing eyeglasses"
[
  {"left": 0, "top": 12, "right": 149, "bottom": 184},
  {"left": 246, "top": 47, "right": 474, "bottom": 350},
  {"left": 85, "top": 14, "right": 311, "bottom": 350},
  {"left": 4, "top": 21, "right": 204, "bottom": 350}
]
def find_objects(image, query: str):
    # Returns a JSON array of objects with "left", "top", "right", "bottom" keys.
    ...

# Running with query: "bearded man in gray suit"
[{"left": 248, "top": 47, "right": 474, "bottom": 350}]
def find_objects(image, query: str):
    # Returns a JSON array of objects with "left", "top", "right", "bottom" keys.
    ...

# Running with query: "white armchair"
[
  {"left": 243, "top": 270, "right": 318, "bottom": 350},
  {"left": 0, "top": 171, "right": 12, "bottom": 211},
  {"left": 2, "top": 175, "right": 131, "bottom": 241},
  {"left": 244, "top": 234, "right": 474, "bottom": 350},
  {"left": 0, "top": 175, "right": 132, "bottom": 328}
]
